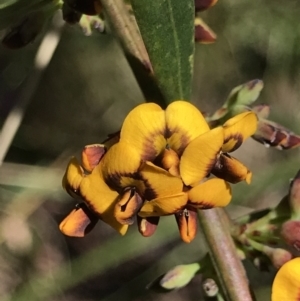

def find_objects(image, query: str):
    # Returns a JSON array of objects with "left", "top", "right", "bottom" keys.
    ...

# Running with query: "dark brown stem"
[{"left": 198, "top": 208, "right": 254, "bottom": 301}]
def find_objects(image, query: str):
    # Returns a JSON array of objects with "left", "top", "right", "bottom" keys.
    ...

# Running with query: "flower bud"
[
  {"left": 59, "top": 203, "right": 98, "bottom": 237},
  {"left": 159, "top": 263, "right": 200, "bottom": 290},
  {"left": 137, "top": 216, "right": 159, "bottom": 237},
  {"left": 263, "top": 246, "right": 293, "bottom": 269},
  {"left": 251, "top": 104, "right": 270, "bottom": 119},
  {"left": 202, "top": 278, "right": 219, "bottom": 297},
  {"left": 252, "top": 119, "right": 300, "bottom": 150},
  {"left": 175, "top": 207, "right": 198, "bottom": 243},
  {"left": 81, "top": 144, "right": 106, "bottom": 172},
  {"left": 281, "top": 220, "right": 300, "bottom": 250},
  {"left": 114, "top": 187, "right": 143, "bottom": 225}
]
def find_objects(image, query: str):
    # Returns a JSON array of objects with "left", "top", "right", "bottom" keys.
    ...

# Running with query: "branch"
[
  {"left": 198, "top": 208, "right": 254, "bottom": 301},
  {"left": 101, "top": 0, "right": 166, "bottom": 105}
]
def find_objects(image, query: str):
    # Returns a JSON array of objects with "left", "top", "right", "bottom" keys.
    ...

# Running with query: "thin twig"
[
  {"left": 101, "top": 0, "right": 152, "bottom": 72},
  {"left": 198, "top": 208, "right": 253, "bottom": 301}
]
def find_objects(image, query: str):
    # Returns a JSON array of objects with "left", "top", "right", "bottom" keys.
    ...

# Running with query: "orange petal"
[
  {"left": 138, "top": 193, "right": 188, "bottom": 217},
  {"left": 188, "top": 178, "right": 232, "bottom": 208},
  {"left": 180, "top": 127, "right": 224, "bottom": 186},
  {"left": 165, "top": 101, "right": 210, "bottom": 155},
  {"left": 272, "top": 257, "right": 300, "bottom": 301},
  {"left": 175, "top": 207, "right": 198, "bottom": 243},
  {"left": 120, "top": 103, "right": 166, "bottom": 161},
  {"left": 59, "top": 203, "right": 98, "bottom": 237},
  {"left": 222, "top": 112, "right": 258, "bottom": 152}
]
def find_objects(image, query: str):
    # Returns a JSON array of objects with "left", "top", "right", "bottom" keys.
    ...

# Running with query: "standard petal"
[
  {"left": 120, "top": 103, "right": 166, "bottom": 161},
  {"left": 100, "top": 141, "right": 143, "bottom": 191},
  {"left": 272, "top": 257, "right": 300, "bottom": 301},
  {"left": 188, "top": 178, "right": 232, "bottom": 208},
  {"left": 140, "top": 161, "right": 183, "bottom": 200},
  {"left": 212, "top": 153, "right": 252, "bottom": 184},
  {"left": 59, "top": 203, "right": 98, "bottom": 237},
  {"left": 138, "top": 193, "right": 188, "bottom": 217},
  {"left": 180, "top": 127, "right": 224, "bottom": 186},
  {"left": 165, "top": 101, "right": 210, "bottom": 155},
  {"left": 80, "top": 166, "right": 128, "bottom": 235},
  {"left": 62, "top": 157, "right": 84, "bottom": 198},
  {"left": 222, "top": 112, "right": 258, "bottom": 152}
]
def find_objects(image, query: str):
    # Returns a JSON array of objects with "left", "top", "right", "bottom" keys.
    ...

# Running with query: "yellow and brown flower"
[
  {"left": 60, "top": 101, "right": 257, "bottom": 242},
  {"left": 272, "top": 257, "right": 300, "bottom": 301}
]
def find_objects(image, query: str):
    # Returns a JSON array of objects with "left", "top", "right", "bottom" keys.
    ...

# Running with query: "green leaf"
[{"left": 131, "top": 0, "right": 195, "bottom": 104}]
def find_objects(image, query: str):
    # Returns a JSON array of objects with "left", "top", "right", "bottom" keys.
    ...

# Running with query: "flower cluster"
[{"left": 60, "top": 101, "right": 257, "bottom": 242}]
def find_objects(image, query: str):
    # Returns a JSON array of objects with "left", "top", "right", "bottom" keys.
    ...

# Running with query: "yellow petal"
[
  {"left": 212, "top": 154, "right": 252, "bottom": 184},
  {"left": 80, "top": 166, "right": 128, "bottom": 235},
  {"left": 272, "top": 257, "right": 300, "bottom": 301},
  {"left": 100, "top": 141, "right": 142, "bottom": 192},
  {"left": 138, "top": 193, "right": 188, "bottom": 217},
  {"left": 62, "top": 157, "right": 84, "bottom": 198},
  {"left": 59, "top": 203, "right": 98, "bottom": 237},
  {"left": 120, "top": 103, "right": 166, "bottom": 161},
  {"left": 222, "top": 112, "right": 258, "bottom": 152},
  {"left": 180, "top": 127, "right": 224, "bottom": 186},
  {"left": 165, "top": 101, "right": 210, "bottom": 155},
  {"left": 188, "top": 178, "right": 232, "bottom": 208},
  {"left": 140, "top": 161, "right": 183, "bottom": 200}
]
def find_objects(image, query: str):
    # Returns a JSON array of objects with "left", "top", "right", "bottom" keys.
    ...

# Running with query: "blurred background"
[{"left": 0, "top": 0, "right": 300, "bottom": 300}]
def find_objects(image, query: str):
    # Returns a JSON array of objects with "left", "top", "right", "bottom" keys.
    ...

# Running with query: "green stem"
[{"left": 198, "top": 208, "right": 253, "bottom": 301}]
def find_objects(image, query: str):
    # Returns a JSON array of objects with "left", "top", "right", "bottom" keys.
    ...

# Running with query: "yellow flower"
[
  {"left": 272, "top": 257, "right": 300, "bottom": 301},
  {"left": 60, "top": 101, "right": 257, "bottom": 242}
]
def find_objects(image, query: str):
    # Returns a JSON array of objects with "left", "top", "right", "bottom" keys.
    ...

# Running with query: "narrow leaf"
[{"left": 131, "top": 0, "right": 195, "bottom": 104}]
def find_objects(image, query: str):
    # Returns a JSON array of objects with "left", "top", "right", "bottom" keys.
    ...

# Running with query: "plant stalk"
[{"left": 198, "top": 208, "right": 254, "bottom": 301}]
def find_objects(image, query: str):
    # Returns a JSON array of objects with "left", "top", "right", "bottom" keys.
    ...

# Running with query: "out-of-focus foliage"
[{"left": 0, "top": 0, "right": 300, "bottom": 301}]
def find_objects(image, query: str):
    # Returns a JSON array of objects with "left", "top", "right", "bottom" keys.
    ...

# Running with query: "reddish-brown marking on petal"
[{"left": 223, "top": 133, "right": 243, "bottom": 152}]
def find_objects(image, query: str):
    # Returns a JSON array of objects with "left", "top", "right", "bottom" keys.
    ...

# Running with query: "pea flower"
[
  {"left": 60, "top": 101, "right": 257, "bottom": 242},
  {"left": 272, "top": 257, "right": 300, "bottom": 301}
]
